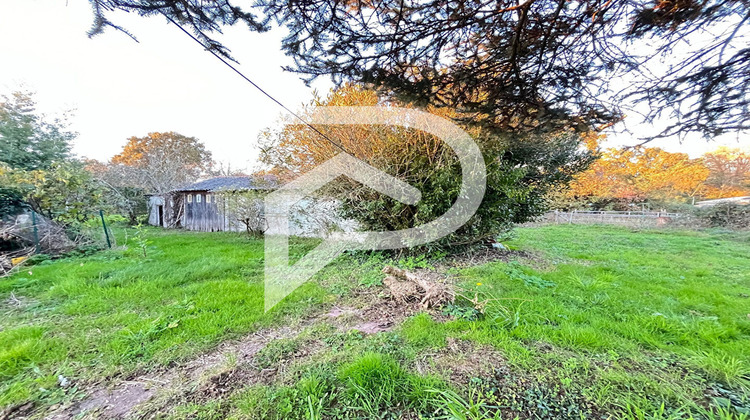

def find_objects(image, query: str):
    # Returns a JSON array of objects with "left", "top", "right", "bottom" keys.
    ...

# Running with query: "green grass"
[
  {"left": 0, "top": 227, "right": 327, "bottom": 409},
  {"left": 223, "top": 226, "right": 750, "bottom": 420},
  {"left": 442, "top": 225, "right": 750, "bottom": 418},
  {"left": 2, "top": 224, "right": 750, "bottom": 419}
]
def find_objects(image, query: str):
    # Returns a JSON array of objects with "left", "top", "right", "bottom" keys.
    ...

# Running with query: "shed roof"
[{"left": 173, "top": 176, "right": 276, "bottom": 192}]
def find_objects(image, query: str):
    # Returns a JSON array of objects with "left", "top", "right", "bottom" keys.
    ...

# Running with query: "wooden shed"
[
  {"left": 148, "top": 176, "right": 359, "bottom": 236},
  {"left": 148, "top": 177, "right": 275, "bottom": 232}
]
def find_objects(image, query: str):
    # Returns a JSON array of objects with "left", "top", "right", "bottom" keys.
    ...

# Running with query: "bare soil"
[
  {"left": 43, "top": 325, "right": 301, "bottom": 420},
  {"left": 417, "top": 337, "right": 508, "bottom": 384},
  {"left": 442, "top": 247, "right": 550, "bottom": 270}
]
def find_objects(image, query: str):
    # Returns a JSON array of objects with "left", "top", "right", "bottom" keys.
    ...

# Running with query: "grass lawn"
[
  {"left": 1, "top": 225, "right": 749, "bottom": 419},
  {"left": 0, "top": 229, "right": 327, "bottom": 410}
]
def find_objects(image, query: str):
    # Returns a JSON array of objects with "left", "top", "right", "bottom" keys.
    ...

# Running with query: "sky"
[
  {"left": 0, "top": 0, "right": 747, "bottom": 171},
  {"left": 0, "top": 0, "right": 333, "bottom": 172}
]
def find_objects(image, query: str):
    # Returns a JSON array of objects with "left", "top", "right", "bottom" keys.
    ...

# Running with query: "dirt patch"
[
  {"left": 192, "top": 365, "right": 272, "bottom": 401},
  {"left": 173, "top": 336, "right": 329, "bottom": 413},
  {"left": 73, "top": 382, "right": 153, "bottom": 419},
  {"left": 327, "top": 301, "right": 407, "bottom": 334},
  {"left": 326, "top": 306, "right": 358, "bottom": 318},
  {"left": 1, "top": 401, "right": 35, "bottom": 420},
  {"left": 443, "top": 247, "right": 550, "bottom": 270},
  {"left": 348, "top": 321, "right": 390, "bottom": 334},
  {"left": 1, "top": 292, "right": 35, "bottom": 312},
  {"left": 418, "top": 337, "right": 508, "bottom": 384},
  {"left": 43, "top": 325, "right": 303, "bottom": 420}
]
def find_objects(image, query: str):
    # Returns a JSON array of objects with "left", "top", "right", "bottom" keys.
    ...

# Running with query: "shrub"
[
  {"left": 218, "top": 190, "right": 267, "bottom": 236},
  {"left": 260, "top": 86, "right": 595, "bottom": 251},
  {"left": 1, "top": 161, "right": 105, "bottom": 227},
  {"left": 695, "top": 203, "right": 750, "bottom": 230},
  {"left": 0, "top": 185, "right": 25, "bottom": 219}
]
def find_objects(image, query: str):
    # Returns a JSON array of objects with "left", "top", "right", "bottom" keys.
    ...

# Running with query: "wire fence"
[
  {"left": 531, "top": 210, "right": 684, "bottom": 228},
  {"left": 1, "top": 209, "right": 114, "bottom": 277}
]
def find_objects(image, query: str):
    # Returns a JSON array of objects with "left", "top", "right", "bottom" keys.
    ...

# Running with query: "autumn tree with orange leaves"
[
  {"left": 564, "top": 147, "right": 710, "bottom": 209},
  {"left": 702, "top": 148, "right": 750, "bottom": 199},
  {"left": 558, "top": 145, "right": 750, "bottom": 209},
  {"left": 111, "top": 132, "right": 213, "bottom": 194}
]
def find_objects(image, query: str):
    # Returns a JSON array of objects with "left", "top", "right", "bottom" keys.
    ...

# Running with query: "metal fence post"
[
  {"left": 31, "top": 210, "right": 40, "bottom": 254},
  {"left": 100, "top": 210, "right": 112, "bottom": 249}
]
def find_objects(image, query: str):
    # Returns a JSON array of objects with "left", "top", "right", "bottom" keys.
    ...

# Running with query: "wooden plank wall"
[{"left": 182, "top": 191, "right": 225, "bottom": 232}]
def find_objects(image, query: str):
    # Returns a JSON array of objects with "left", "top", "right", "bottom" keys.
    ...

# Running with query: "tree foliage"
[
  {"left": 0, "top": 161, "right": 105, "bottom": 225},
  {"left": 86, "top": 0, "right": 267, "bottom": 61},
  {"left": 702, "top": 147, "right": 750, "bottom": 199},
  {"left": 260, "top": 85, "right": 594, "bottom": 248},
  {"left": 0, "top": 91, "right": 73, "bottom": 171},
  {"left": 0, "top": 91, "right": 93, "bottom": 223},
  {"left": 111, "top": 131, "right": 213, "bottom": 194},
  {"left": 559, "top": 146, "right": 750, "bottom": 209},
  {"left": 566, "top": 147, "right": 710, "bottom": 208},
  {"left": 87, "top": 0, "right": 749, "bottom": 140},
  {"left": 0, "top": 167, "right": 26, "bottom": 219}
]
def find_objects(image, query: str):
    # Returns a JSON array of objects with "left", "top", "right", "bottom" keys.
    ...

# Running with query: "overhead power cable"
[{"left": 161, "top": 13, "right": 348, "bottom": 153}]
